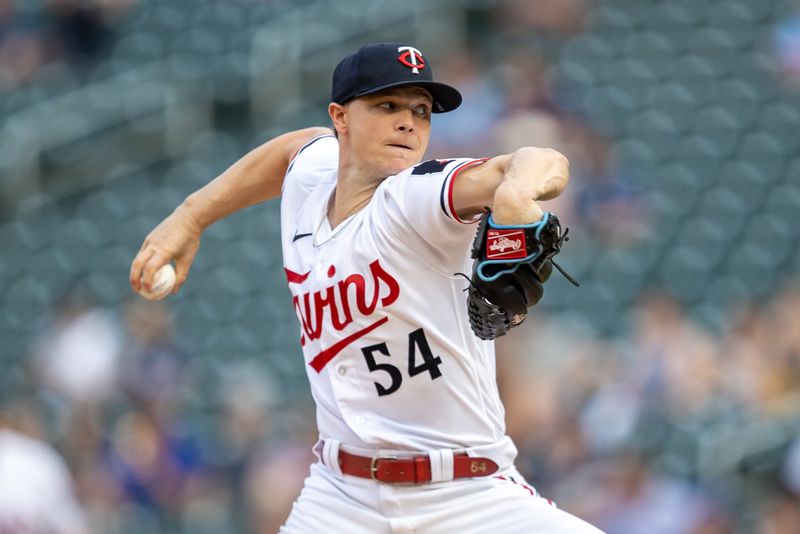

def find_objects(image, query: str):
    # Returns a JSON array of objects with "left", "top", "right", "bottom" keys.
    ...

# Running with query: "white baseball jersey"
[
  {"left": 278, "top": 134, "right": 605, "bottom": 534},
  {"left": 280, "top": 134, "right": 505, "bottom": 453},
  {"left": 0, "top": 429, "right": 87, "bottom": 533}
]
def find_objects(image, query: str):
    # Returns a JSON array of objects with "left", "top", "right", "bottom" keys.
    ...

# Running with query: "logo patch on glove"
[{"left": 486, "top": 230, "right": 527, "bottom": 260}]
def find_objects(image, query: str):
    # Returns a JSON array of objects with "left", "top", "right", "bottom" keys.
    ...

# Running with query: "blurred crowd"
[
  {"left": 428, "top": 0, "right": 648, "bottom": 247},
  {"left": 497, "top": 282, "right": 800, "bottom": 533},
  {"left": 5, "top": 278, "right": 800, "bottom": 533},
  {"left": 2, "top": 289, "right": 317, "bottom": 533},
  {"left": 0, "top": 0, "right": 134, "bottom": 92},
  {"left": 1, "top": 0, "right": 798, "bottom": 533}
]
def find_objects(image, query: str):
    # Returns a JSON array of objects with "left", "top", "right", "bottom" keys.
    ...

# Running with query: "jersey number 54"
[{"left": 361, "top": 328, "right": 443, "bottom": 397}]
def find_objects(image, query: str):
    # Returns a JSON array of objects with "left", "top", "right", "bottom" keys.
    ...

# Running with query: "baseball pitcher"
[{"left": 130, "top": 43, "right": 601, "bottom": 533}]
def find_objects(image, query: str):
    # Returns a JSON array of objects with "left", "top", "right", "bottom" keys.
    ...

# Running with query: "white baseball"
[{"left": 139, "top": 263, "right": 176, "bottom": 301}]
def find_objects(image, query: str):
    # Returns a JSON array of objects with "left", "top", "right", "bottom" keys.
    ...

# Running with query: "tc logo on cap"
[{"left": 397, "top": 45, "right": 425, "bottom": 74}]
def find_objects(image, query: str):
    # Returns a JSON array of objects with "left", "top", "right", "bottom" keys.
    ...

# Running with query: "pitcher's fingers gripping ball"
[
  {"left": 466, "top": 210, "right": 579, "bottom": 340},
  {"left": 138, "top": 263, "right": 177, "bottom": 301}
]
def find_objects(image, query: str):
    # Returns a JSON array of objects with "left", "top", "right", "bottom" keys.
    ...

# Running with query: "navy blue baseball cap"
[{"left": 331, "top": 43, "right": 462, "bottom": 113}]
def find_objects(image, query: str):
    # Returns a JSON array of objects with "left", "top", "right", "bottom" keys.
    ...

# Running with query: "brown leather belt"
[{"left": 337, "top": 449, "right": 499, "bottom": 484}]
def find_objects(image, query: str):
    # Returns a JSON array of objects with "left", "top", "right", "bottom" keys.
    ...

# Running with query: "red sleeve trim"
[{"left": 447, "top": 158, "right": 490, "bottom": 224}]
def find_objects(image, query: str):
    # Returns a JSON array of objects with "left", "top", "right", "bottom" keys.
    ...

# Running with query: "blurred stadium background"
[{"left": 1, "top": 0, "right": 800, "bottom": 532}]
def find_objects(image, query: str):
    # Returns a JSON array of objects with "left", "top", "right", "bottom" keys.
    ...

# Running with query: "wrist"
[
  {"left": 491, "top": 183, "right": 543, "bottom": 225},
  {"left": 176, "top": 195, "right": 209, "bottom": 232}
]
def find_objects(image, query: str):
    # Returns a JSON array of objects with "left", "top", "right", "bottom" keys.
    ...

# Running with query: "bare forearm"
[
  {"left": 491, "top": 147, "right": 569, "bottom": 225},
  {"left": 181, "top": 126, "right": 331, "bottom": 229},
  {"left": 129, "top": 127, "right": 330, "bottom": 293}
]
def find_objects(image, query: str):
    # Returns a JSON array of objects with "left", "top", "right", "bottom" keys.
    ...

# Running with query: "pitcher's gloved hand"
[{"left": 465, "top": 210, "right": 579, "bottom": 340}]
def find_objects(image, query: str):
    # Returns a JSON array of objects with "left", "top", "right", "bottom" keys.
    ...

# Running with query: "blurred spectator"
[
  {"left": 774, "top": 10, "right": 800, "bottom": 87},
  {"left": 105, "top": 408, "right": 208, "bottom": 531},
  {"left": 0, "top": 0, "right": 134, "bottom": 91},
  {"left": 45, "top": 0, "right": 111, "bottom": 63},
  {"left": 492, "top": 48, "right": 567, "bottom": 150},
  {"left": 490, "top": 0, "right": 590, "bottom": 37},
  {"left": 426, "top": 49, "right": 504, "bottom": 158},
  {"left": 120, "top": 299, "right": 192, "bottom": 420},
  {"left": 572, "top": 134, "right": 649, "bottom": 247},
  {"left": 30, "top": 289, "right": 122, "bottom": 409},
  {"left": 624, "top": 290, "right": 718, "bottom": 417},
  {"left": 242, "top": 404, "right": 317, "bottom": 534},
  {"left": 216, "top": 362, "right": 275, "bottom": 479},
  {"left": 490, "top": 47, "right": 577, "bottom": 220},
  {"left": 718, "top": 287, "right": 800, "bottom": 420},
  {"left": 0, "top": 0, "right": 46, "bottom": 89},
  {"left": 92, "top": 299, "right": 213, "bottom": 531},
  {"left": 0, "top": 392, "right": 89, "bottom": 534},
  {"left": 488, "top": 46, "right": 649, "bottom": 244},
  {"left": 213, "top": 363, "right": 312, "bottom": 532},
  {"left": 756, "top": 490, "right": 800, "bottom": 534},
  {"left": 583, "top": 451, "right": 732, "bottom": 534}
]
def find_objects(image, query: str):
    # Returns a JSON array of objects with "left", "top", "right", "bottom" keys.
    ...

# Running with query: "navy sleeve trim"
[
  {"left": 286, "top": 134, "right": 336, "bottom": 176},
  {"left": 438, "top": 158, "right": 490, "bottom": 223}
]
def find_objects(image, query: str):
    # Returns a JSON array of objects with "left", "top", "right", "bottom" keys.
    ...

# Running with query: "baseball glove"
[{"left": 465, "top": 210, "right": 579, "bottom": 340}]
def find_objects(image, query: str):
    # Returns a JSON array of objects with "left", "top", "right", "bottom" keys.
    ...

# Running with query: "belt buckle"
[{"left": 370, "top": 455, "right": 399, "bottom": 483}]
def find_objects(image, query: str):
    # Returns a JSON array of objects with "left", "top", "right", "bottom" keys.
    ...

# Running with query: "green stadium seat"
[
  {"left": 737, "top": 132, "right": 787, "bottom": 182},
  {"left": 692, "top": 106, "right": 742, "bottom": 158},
  {"left": 705, "top": 0, "right": 761, "bottom": 49},
  {"left": 703, "top": 274, "right": 752, "bottom": 313},
  {"left": 671, "top": 215, "right": 729, "bottom": 268},
  {"left": 726, "top": 240, "right": 787, "bottom": 298},
  {"left": 592, "top": 248, "right": 648, "bottom": 305},
  {"left": 720, "top": 0, "right": 776, "bottom": 22},
  {"left": 557, "top": 58, "right": 600, "bottom": 89},
  {"left": 113, "top": 32, "right": 166, "bottom": 64},
  {"left": 716, "top": 160, "right": 772, "bottom": 209},
  {"left": 592, "top": 4, "right": 640, "bottom": 31},
  {"left": 687, "top": 302, "right": 727, "bottom": 333},
  {"left": 625, "top": 30, "right": 678, "bottom": 65},
  {"left": 78, "top": 190, "right": 135, "bottom": 238},
  {"left": 625, "top": 109, "right": 681, "bottom": 160},
  {"left": 616, "top": 138, "right": 659, "bottom": 167},
  {"left": 687, "top": 28, "right": 740, "bottom": 77},
  {"left": 171, "top": 28, "right": 225, "bottom": 58},
  {"left": 581, "top": 85, "right": 639, "bottom": 135},
  {"left": 149, "top": 5, "right": 190, "bottom": 34},
  {"left": 8, "top": 218, "right": 48, "bottom": 253},
  {"left": 561, "top": 34, "right": 616, "bottom": 66},
  {"left": 646, "top": 1, "right": 699, "bottom": 30},
  {"left": 763, "top": 183, "right": 800, "bottom": 237},
  {"left": 569, "top": 278, "right": 626, "bottom": 333},
  {"left": 667, "top": 56, "right": 718, "bottom": 104},
  {"left": 696, "top": 187, "right": 748, "bottom": 241},
  {"left": 3, "top": 276, "right": 52, "bottom": 330},
  {"left": 647, "top": 164, "right": 706, "bottom": 220},
  {"left": 659, "top": 238, "right": 717, "bottom": 302},
  {"left": 757, "top": 101, "right": 800, "bottom": 152}
]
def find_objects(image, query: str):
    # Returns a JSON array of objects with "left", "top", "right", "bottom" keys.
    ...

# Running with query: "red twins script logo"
[
  {"left": 285, "top": 260, "right": 400, "bottom": 372},
  {"left": 486, "top": 230, "right": 527, "bottom": 260}
]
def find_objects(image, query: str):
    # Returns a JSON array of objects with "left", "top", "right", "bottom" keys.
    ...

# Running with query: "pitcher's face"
[{"left": 334, "top": 86, "right": 433, "bottom": 177}]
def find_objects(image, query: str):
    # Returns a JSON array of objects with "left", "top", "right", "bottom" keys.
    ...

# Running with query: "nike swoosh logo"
[
  {"left": 293, "top": 231, "right": 313, "bottom": 242},
  {"left": 309, "top": 316, "right": 389, "bottom": 373}
]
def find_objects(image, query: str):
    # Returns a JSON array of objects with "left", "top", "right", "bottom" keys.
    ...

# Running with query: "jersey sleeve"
[
  {"left": 376, "top": 158, "right": 489, "bottom": 270},
  {"left": 282, "top": 134, "right": 339, "bottom": 194}
]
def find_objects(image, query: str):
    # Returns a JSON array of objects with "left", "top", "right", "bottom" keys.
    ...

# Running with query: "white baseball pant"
[{"left": 280, "top": 461, "right": 604, "bottom": 533}]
